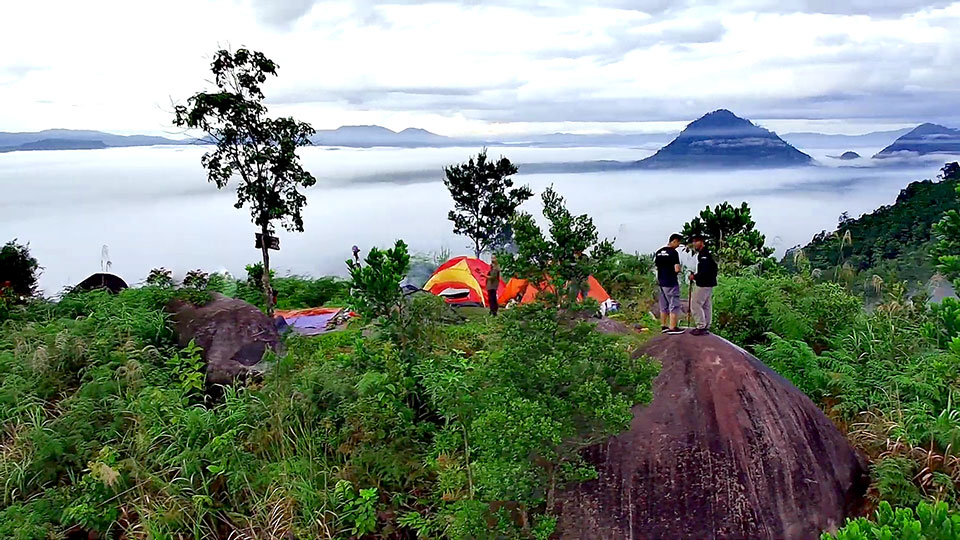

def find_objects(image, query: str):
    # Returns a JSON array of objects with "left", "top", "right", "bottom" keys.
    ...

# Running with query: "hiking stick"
[{"left": 687, "top": 282, "right": 693, "bottom": 328}]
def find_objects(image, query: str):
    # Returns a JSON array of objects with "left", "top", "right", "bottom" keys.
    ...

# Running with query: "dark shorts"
[{"left": 658, "top": 285, "right": 682, "bottom": 315}]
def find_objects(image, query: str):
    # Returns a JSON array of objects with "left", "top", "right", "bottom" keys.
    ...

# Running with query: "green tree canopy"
[
  {"left": 444, "top": 150, "right": 533, "bottom": 257},
  {"left": 173, "top": 48, "right": 316, "bottom": 315},
  {"left": 681, "top": 201, "right": 773, "bottom": 270},
  {"left": 933, "top": 163, "right": 960, "bottom": 285},
  {"left": 498, "top": 186, "right": 615, "bottom": 307}
]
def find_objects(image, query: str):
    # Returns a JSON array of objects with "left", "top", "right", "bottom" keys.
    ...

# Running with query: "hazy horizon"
[{"left": 3, "top": 143, "right": 957, "bottom": 294}]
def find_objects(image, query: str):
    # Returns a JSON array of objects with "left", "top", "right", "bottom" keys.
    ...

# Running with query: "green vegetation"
[
  {"left": 0, "top": 262, "right": 656, "bottom": 538},
  {"left": 824, "top": 501, "right": 960, "bottom": 540},
  {"left": 499, "top": 186, "right": 615, "bottom": 308},
  {"left": 789, "top": 162, "right": 960, "bottom": 298},
  {"left": 7, "top": 154, "right": 960, "bottom": 537},
  {"left": 681, "top": 201, "right": 774, "bottom": 271},
  {"left": 0, "top": 239, "right": 39, "bottom": 308},
  {"left": 347, "top": 240, "right": 411, "bottom": 321},
  {"left": 443, "top": 149, "right": 533, "bottom": 258},
  {"left": 174, "top": 48, "right": 317, "bottom": 315}
]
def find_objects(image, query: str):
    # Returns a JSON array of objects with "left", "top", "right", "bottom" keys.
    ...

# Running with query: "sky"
[{"left": 1, "top": 0, "right": 959, "bottom": 137}]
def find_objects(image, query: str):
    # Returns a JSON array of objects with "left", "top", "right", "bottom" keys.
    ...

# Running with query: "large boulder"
[
  {"left": 166, "top": 293, "right": 282, "bottom": 386},
  {"left": 556, "top": 332, "right": 869, "bottom": 540}
]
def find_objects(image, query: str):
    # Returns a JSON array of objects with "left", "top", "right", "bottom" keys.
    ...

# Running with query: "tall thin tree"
[{"left": 174, "top": 49, "right": 316, "bottom": 314}]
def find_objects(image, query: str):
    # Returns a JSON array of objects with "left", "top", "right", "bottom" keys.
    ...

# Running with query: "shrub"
[
  {"left": 713, "top": 274, "right": 861, "bottom": 351},
  {"left": 273, "top": 275, "right": 349, "bottom": 309},
  {"left": 0, "top": 239, "right": 40, "bottom": 303},
  {"left": 144, "top": 267, "right": 173, "bottom": 287},
  {"left": 756, "top": 334, "right": 828, "bottom": 401},
  {"left": 181, "top": 269, "right": 209, "bottom": 289},
  {"left": 823, "top": 500, "right": 960, "bottom": 540},
  {"left": 347, "top": 240, "right": 410, "bottom": 321}
]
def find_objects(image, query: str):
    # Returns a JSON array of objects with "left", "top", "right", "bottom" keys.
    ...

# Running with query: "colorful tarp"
[
  {"left": 275, "top": 307, "right": 356, "bottom": 336},
  {"left": 424, "top": 256, "right": 505, "bottom": 307}
]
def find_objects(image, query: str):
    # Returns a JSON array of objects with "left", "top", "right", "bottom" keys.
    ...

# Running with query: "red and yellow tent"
[
  {"left": 500, "top": 275, "right": 610, "bottom": 306},
  {"left": 424, "top": 256, "right": 505, "bottom": 307}
]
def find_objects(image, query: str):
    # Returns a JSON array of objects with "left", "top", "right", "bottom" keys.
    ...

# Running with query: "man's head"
[
  {"left": 691, "top": 233, "right": 705, "bottom": 251},
  {"left": 491, "top": 254, "right": 498, "bottom": 265},
  {"left": 668, "top": 233, "right": 683, "bottom": 248}
]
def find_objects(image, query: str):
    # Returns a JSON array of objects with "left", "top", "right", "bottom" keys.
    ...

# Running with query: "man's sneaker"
[
  {"left": 661, "top": 326, "right": 669, "bottom": 334},
  {"left": 690, "top": 328, "right": 708, "bottom": 336},
  {"left": 666, "top": 327, "right": 685, "bottom": 335}
]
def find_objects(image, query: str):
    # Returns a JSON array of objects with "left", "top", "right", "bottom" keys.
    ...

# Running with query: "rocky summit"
[{"left": 556, "top": 332, "right": 869, "bottom": 540}]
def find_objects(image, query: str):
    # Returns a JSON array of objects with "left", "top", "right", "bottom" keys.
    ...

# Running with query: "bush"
[
  {"left": 755, "top": 334, "right": 828, "bottom": 401},
  {"left": 0, "top": 239, "right": 40, "bottom": 303},
  {"left": 347, "top": 240, "right": 410, "bottom": 321},
  {"left": 144, "top": 267, "right": 173, "bottom": 287},
  {"left": 181, "top": 269, "right": 209, "bottom": 289},
  {"left": 713, "top": 274, "right": 861, "bottom": 351},
  {"left": 273, "top": 275, "right": 349, "bottom": 310},
  {"left": 823, "top": 500, "right": 960, "bottom": 540}
]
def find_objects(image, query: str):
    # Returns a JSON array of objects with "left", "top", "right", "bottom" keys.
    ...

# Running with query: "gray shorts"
[{"left": 658, "top": 285, "right": 682, "bottom": 315}]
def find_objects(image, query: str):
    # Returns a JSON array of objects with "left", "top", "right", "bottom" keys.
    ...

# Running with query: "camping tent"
[
  {"left": 424, "top": 256, "right": 504, "bottom": 307},
  {"left": 75, "top": 273, "right": 128, "bottom": 294},
  {"left": 500, "top": 275, "right": 610, "bottom": 306}
]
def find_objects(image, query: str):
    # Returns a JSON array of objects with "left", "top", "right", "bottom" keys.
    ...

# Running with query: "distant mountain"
[
  {"left": 0, "top": 129, "right": 189, "bottom": 150},
  {"left": 874, "top": 123, "right": 960, "bottom": 158},
  {"left": 827, "top": 151, "right": 862, "bottom": 161},
  {"left": 780, "top": 129, "right": 911, "bottom": 150},
  {"left": 500, "top": 131, "right": 675, "bottom": 148},
  {"left": 636, "top": 109, "right": 814, "bottom": 169},
  {"left": 0, "top": 138, "right": 108, "bottom": 153},
  {"left": 309, "top": 125, "right": 462, "bottom": 147}
]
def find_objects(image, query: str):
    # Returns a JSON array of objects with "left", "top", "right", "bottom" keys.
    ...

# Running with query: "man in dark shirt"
[
  {"left": 688, "top": 233, "right": 718, "bottom": 336},
  {"left": 655, "top": 234, "right": 684, "bottom": 334}
]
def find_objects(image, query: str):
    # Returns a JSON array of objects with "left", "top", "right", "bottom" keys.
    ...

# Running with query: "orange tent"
[
  {"left": 424, "top": 256, "right": 505, "bottom": 307},
  {"left": 500, "top": 275, "right": 610, "bottom": 306}
]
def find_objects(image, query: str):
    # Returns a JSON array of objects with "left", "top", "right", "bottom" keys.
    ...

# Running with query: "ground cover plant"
[{"left": 0, "top": 261, "right": 657, "bottom": 538}]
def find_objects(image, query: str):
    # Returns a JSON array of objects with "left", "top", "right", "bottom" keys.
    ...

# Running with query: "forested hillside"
[{"left": 787, "top": 163, "right": 960, "bottom": 293}]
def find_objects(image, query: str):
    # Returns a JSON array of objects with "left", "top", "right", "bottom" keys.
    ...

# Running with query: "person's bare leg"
[
  {"left": 661, "top": 312, "right": 668, "bottom": 327},
  {"left": 670, "top": 313, "right": 678, "bottom": 329}
]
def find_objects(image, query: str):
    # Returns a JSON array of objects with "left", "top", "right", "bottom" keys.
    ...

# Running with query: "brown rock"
[
  {"left": 556, "top": 332, "right": 869, "bottom": 540},
  {"left": 591, "top": 317, "right": 636, "bottom": 336},
  {"left": 166, "top": 293, "right": 282, "bottom": 387}
]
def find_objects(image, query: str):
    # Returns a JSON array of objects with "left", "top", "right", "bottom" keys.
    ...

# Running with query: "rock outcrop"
[
  {"left": 556, "top": 332, "right": 869, "bottom": 540},
  {"left": 166, "top": 293, "right": 282, "bottom": 386}
]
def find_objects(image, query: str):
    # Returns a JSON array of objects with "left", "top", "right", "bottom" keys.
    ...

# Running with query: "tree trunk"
[{"left": 260, "top": 223, "right": 274, "bottom": 316}]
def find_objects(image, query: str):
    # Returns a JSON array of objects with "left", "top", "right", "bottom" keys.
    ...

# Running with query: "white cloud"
[{"left": 0, "top": 0, "right": 958, "bottom": 135}]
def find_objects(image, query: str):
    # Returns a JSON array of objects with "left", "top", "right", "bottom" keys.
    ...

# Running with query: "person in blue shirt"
[{"left": 654, "top": 234, "right": 685, "bottom": 334}]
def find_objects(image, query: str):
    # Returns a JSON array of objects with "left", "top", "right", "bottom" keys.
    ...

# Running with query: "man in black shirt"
[
  {"left": 688, "top": 233, "right": 718, "bottom": 336},
  {"left": 655, "top": 233, "right": 684, "bottom": 334}
]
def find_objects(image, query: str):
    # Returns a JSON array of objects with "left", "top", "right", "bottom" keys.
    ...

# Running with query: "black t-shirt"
[
  {"left": 694, "top": 247, "right": 718, "bottom": 287},
  {"left": 654, "top": 246, "right": 680, "bottom": 287}
]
